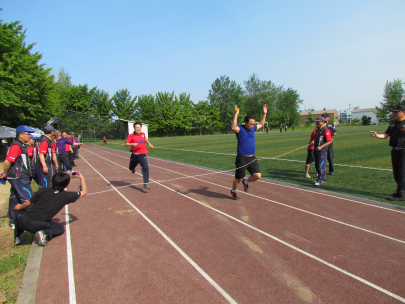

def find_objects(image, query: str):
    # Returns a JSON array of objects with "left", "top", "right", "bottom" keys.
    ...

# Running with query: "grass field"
[{"left": 103, "top": 124, "right": 405, "bottom": 207}]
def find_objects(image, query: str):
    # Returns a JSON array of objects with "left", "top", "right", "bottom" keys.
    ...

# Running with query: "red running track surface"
[{"left": 32, "top": 144, "right": 405, "bottom": 303}]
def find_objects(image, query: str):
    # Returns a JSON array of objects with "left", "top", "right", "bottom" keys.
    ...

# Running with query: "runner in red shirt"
[{"left": 125, "top": 122, "right": 154, "bottom": 190}]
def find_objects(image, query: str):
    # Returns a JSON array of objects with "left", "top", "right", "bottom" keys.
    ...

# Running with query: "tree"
[
  {"left": 0, "top": 17, "right": 60, "bottom": 127},
  {"left": 305, "top": 113, "right": 315, "bottom": 126},
  {"left": 361, "top": 115, "right": 371, "bottom": 125},
  {"left": 275, "top": 88, "right": 302, "bottom": 126},
  {"left": 56, "top": 67, "right": 72, "bottom": 109},
  {"left": 65, "top": 84, "right": 97, "bottom": 114},
  {"left": 352, "top": 118, "right": 361, "bottom": 125},
  {"left": 208, "top": 75, "right": 244, "bottom": 131},
  {"left": 375, "top": 79, "right": 405, "bottom": 122},
  {"left": 193, "top": 100, "right": 221, "bottom": 135},
  {"left": 243, "top": 74, "right": 279, "bottom": 119},
  {"left": 91, "top": 89, "right": 113, "bottom": 121},
  {"left": 111, "top": 89, "right": 137, "bottom": 120}
]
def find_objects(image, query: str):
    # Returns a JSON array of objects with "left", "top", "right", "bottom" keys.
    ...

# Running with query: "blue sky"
[{"left": 2, "top": 0, "right": 404, "bottom": 112}]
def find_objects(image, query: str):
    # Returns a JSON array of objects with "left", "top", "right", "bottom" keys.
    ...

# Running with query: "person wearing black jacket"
[
  {"left": 13, "top": 172, "right": 87, "bottom": 245},
  {"left": 371, "top": 105, "right": 405, "bottom": 201},
  {"left": 322, "top": 113, "right": 337, "bottom": 175}
]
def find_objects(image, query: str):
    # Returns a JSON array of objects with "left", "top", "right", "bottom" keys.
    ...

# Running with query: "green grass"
[{"left": 103, "top": 125, "right": 403, "bottom": 206}]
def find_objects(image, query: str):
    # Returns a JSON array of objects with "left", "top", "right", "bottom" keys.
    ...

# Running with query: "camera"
[{"left": 71, "top": 171, "right": 78, "bottom": 176}]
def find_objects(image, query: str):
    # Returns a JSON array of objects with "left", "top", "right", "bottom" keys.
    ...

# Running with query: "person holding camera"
[{"left": 13, "top": 171, "right": 87, "bottom": 245}]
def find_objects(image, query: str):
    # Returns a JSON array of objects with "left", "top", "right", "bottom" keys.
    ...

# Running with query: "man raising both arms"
[
  {"left": 230, "top": 104, "right": 268, "bottom": 200},
  {"left": 125, "top": 122, "right": 154, "bottom": 190}
]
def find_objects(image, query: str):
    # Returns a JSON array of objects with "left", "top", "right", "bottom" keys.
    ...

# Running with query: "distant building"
[
  {"left": 351, "top": 108, "right": 378, "bottom": 124},
  {"left": 299, "top": 109, "right": 339, "bottom": 125}
]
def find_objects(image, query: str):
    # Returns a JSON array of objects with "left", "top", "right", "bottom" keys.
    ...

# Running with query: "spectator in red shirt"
[
  {"left": 305, "top": 129, "right": 316, "bottom": 178},
  {"left": 35, "top": 125, "right": 59, "bottom": 188},
  {"left": 313, "top": 117, "right": 333, "bottom": 186},
  {"left": 103, "top": 135, "right": 107, "bottom": 145},
  {"left": 125, "top": 122, "right": 154, "bottom": 190},
  {"left": 0, "top": 126, "right": 34, "bottom": 231}
]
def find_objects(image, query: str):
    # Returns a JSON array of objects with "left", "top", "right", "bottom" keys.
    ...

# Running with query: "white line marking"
[
  {"left": 65, "top": 205, "right": 77, "bottom": 304},
  {"left": 82, "top": 148, "right": 405, "bottom": 302},
  {"left": 80, "top": 154, "right": 237, "bottom": 304},
  {"left": 88, "top": 146, "right": 405, "bottom": 214}
]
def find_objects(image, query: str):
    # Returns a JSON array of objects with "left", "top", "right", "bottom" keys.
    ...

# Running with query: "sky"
[{"left": 1, "top": 0, "right": 404, "bottom": 112}]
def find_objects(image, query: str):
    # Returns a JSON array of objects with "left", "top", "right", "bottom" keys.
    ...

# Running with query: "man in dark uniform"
[
  {"left": 322, "top": 113, "right": 337, "bottom": 175},
  {"left": 0, "top": 126, "right": 34, "bottom": 231},
  {"left": 35, "top": 125, "right": 59, "bottom": 188},
  {"left": 371, "top": 105, "right": 405, "bottom": 201},
  {"left": 313, "top": 117, "right": 333, "bottom": 186}
]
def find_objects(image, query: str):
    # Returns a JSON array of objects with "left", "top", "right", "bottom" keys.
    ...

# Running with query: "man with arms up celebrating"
[
  {"left": 230, "top": 104, "right": 268, "bottom": 200},
  {"left": 125, "top": 122, "right": 154, "bottom": 190},
  {"left": 371, "top": 105, "right": 405, "bottom": 201}
]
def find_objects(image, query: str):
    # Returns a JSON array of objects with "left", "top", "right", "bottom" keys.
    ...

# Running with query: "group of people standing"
[
  {"left": 279, "top": 124, "right": 295, "bottom": 133},
  {"left": 1, "top": 124, "right": 86, "bottom": 246}
]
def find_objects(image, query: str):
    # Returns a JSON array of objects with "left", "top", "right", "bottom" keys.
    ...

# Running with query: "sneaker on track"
[
  {"left": 231, "top": 190, "right": 240, "bottom": 200},
  {"left": 143, "top": 184, "right": 150, "bottom": 190},
  {"left": 35, "top": 230, "right": 47, "bottom": 246},
  {"left": 242, "top": 179, "right": 249, "bottom": 192}
]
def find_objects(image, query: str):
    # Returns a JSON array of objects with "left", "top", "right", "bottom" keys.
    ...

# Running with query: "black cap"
[
  {"left": 315, "top": 117, "right": 326, "bottom": 122},
  {"left": 43, "top": 125, "right": 56, "bottom": 132},
  {"left": 321, "top": 113, "right": 330, "bottom": 118},
  {"left": 390, "top": 105, "right": 405, "bottom": 112}
]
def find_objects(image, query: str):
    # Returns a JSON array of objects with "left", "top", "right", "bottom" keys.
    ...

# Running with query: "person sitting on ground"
[{"left": 13, "top": 171, "right": 87, "bottom": 246}]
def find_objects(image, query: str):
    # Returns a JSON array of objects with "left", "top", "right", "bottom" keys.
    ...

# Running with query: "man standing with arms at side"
[
  {"left": 0, "top": 126, "right": 34, "bottom": 230},
  {"left": 125, "top": 122, "right": 154, "bottom": 190},
  {"left": 371, "top": 105, "right": 405, "bottom": 201},
  {"left": 35, "top": 125, "right": 58, "bottom": 188},
  {"left": 322, "top": 113, "right": 337, "bottom": 175},
  {"left": 313, "top": 117, "right": 333, "bottom": 186},
  {"left": 230, "top": 104, "right": 268, "bottom": 200}
]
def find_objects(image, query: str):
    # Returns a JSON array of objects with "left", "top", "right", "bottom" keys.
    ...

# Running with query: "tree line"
[{"left": 1, "top": 16, "right": 303, "bottom": 136}]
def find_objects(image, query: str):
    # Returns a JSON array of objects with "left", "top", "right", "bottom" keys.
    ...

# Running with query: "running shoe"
[
  {"left": 242, "top": 179, "right": 249, "bottom": 192},
  {"left": 10, "top": 223, "right": 15, "bottom": 230},
  {"left": 131, "top": 169, "right": 135, "bottom": 174},
  {"left": 314, "top": 181, "right": 323, "bottom": 186},
  {"left": 143, "top": 184, "right": 150, "bottom": 190},
  {"left": 231, "top": 190, "right": 240, "bottom": 200},
  {"left": 305, "top": 173, "right": 311, "bottom": 178},
  {"left": 14, "top": 237, "right": 21, "bottom": 245},
  {"left": 35, "top": 230, "right": 47, "bottom": 246}
]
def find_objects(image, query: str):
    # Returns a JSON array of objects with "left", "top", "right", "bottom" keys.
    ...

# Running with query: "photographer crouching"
[{"left": 13, "top": 171, "right": 87, "bottom": 246}]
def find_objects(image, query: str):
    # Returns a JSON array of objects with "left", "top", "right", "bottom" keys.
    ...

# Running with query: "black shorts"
[
  {"left": 235, "top": 155, "right": 261, "bottom": 180},
  {"left": 306, "top": 148, "right": 314, "bottom": 164}
]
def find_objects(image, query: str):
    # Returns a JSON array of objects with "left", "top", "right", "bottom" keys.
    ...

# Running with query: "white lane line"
[
  {"left": 65, "top": 205, "right": 77, "bottom": 304},
  {"left": 83, "top": 148, "right": 405, "bottom": 303},
  {"left": 80, "top": 155, "right": 237, "bottom": 304},
  {"left": 88, "top": 146, "right": 405, "bottom": 214}
]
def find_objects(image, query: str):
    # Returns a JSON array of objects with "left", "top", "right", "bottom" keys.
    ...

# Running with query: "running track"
[{"left": 24, "top": 144, "right": 405, "bottom": 303}]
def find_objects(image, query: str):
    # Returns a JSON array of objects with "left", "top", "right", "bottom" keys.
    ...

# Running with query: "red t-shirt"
[
  {"left": 6, "top": 145, "right": 22, "bottom": 162},
  {"left": 51, "top": 142, "right": 57, "bottom": 152},
  {"left": 26, "top": 145, "right": 34, "bottom": 157},
  {"left": 39, "top": 141, "right": 49, "bottom": 154},
  {"left": 308, "top": 129, "right": 316, "bottom": 150},
  {"left": 103, "top": 136, "right": 106, "bottom": 141},
  {"left": 66, "top": 138, "right": 74, "bottom": 152},
  {"left": 126, "top": 133, "right": 148, "bottom": 154}
]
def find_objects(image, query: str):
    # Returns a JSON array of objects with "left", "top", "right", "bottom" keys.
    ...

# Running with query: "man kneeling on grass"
[{"left": 13, "top": 172, "right": 87, "bottom": 246}]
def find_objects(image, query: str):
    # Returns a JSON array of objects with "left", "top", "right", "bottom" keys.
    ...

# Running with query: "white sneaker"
[
  {"left": 314, "top": 181, "right": 323, "bottom": 186},
  {"left": 305, "top": 173, "right": 311, "bottom": 178},
  {"left": 14, "top": 237, "right": 21, "bottom": 245},
  {"left": 10, "top": 224, "right": 15, "bottom": 230},
  {"left": 35, "top": 230, "right": 47, "bottom": 246}
]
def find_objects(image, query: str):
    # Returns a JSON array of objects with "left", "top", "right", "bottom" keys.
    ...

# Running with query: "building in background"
[
  {"left": 351, "top": 108, "right": 378, "bottom": 124},
  {"left": 299, "top": 109, "right": 339, "bottom": 125}
]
